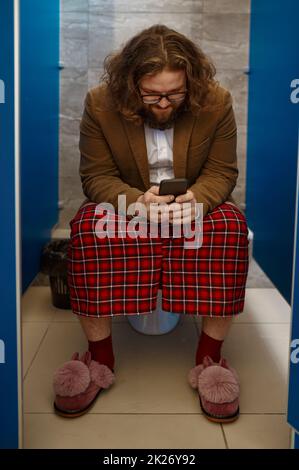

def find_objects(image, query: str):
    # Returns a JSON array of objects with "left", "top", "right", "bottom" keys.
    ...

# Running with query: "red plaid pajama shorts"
[{"left": 67, "top": 201, "right": 249, "bottom": 318}]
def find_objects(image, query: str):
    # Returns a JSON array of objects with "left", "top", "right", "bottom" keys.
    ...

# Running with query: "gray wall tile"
[
  {"left": 203, "top": 0, "right": 250, "bottom": 14},
  {"left": 61, "top": 0, "right": 88, "bottom": 13},
  {"left": 59, "top": 131, "right": 80, "bottom": 177},
  {"left": 216, "top": 69, "right": 248, "bottom": 127},
  {"left": 202, "top": 13, "right": 249, "bottom": 70},
  {"left": 89, "top": 0, "right": 203, "bottom": 13},
  {"left": 88, "top": 67, "right": 103, "bottom": 88},
  {"left": 60, "top": 115, "right": 81, "bottom": 136},
  {"left": 60, "top": 9, "right": 88, "bottom": 68},
  {"left": 59, "top": 175, "right": 85, "bottom": 207},
  {"left": 60, "top": 68, "right": 88, "bottom": 118}
]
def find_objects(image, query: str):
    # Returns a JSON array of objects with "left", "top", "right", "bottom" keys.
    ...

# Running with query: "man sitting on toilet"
[{"left": 53, "top": 24, "right": 249, "bottom": 423}]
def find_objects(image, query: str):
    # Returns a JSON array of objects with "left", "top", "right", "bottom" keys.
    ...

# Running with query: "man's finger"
[
  {"left": 175, "top": 190, "right": 194, "bottom": 203},
  {"left": 149, "top": 185, "right": 160, "bottom": 194}
]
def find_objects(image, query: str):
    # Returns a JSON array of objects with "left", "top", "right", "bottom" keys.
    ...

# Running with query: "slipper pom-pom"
[
  {"left": 197, "top": 365, "right": 239, "bottom": 404},
  {"left": 187, "top": 364, "right": 204, "bottom": 389},
  {"left": 89, "top": 361, "right": 115, "bottom": 389},
  {"left": 53, "top": 360, "right": 90, "bottom": 397}
]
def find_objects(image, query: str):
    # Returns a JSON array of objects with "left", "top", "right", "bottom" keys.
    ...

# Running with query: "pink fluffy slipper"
[
  {"left": 53, "top": 351, "right": 115, "bottom": 418},
  {"left": 188, "top": 355, "right": 240, "bottom": 423}
]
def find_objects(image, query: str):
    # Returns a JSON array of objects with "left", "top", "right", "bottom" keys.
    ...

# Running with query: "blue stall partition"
[
  {"left": 0, "top": 0, "right": 22, "bottom": 449},
  {"left": 0, "top": 0, "right": 60, "bottom": 448},
  {"left": 246, "top": 0, "right": 299, "bottom": 303},
  {"left": 20, "top": 0, "right": 60, "bottom": 291},
  {"left": 287, "top": 129, "right": 299, "bottom": 444}
]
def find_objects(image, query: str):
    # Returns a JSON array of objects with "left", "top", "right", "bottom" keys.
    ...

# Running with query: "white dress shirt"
[
  {"left": 144, "top": 122, "right": 175, "bottom": 186},
  {"left": 143, "top": 123, "right": 201, "bottom": 221}
]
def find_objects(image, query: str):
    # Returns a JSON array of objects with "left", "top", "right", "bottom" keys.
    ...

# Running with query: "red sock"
[
  {"left": 196, "top": 331, "right": 224, "bottom": 365},
  {"left": 88, "top": 334, "right": 115, "bottom": 372}
]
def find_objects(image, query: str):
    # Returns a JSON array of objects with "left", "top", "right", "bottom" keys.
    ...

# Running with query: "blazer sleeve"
[
  {"left": 79, "top": 90, "right": 144, "bottom": 214},
  {"left": 188, "top": 90, "right": 239, "bottom": 218}
]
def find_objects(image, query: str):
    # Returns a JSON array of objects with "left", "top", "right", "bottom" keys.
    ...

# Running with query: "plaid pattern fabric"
[{"left": 67, "top": 201, "right": 249, "bottom": 317}]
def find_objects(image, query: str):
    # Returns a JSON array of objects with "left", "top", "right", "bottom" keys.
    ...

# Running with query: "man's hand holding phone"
[
  {"left": 135, "top": 185, "right": 175, "bottom": 223},
  {"left": 159, "top": 178, "right": 198, "bottom": 225},
  {"left": 169, "top": 188, "right": 198, "bottom": 225},
  {"left": 135, "top": 178, "right": 198, "bottom": 225}
]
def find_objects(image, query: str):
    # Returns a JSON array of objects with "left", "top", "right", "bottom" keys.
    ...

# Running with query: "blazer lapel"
[
  {"left": 122, "top": 111, "right": 197, "bottom": 189},
  {"left": 172, "top": 111, "right": 196, "bottom": 180},
  {"left": 122, "top": 118, "right": 150, "bottom": 189}
]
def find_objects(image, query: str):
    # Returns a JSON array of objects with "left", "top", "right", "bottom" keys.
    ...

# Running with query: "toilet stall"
[
  {"left": 0, "top": 0, "right": 60, "bottom": 448},
  {"left": 245, "top": 0, "right": 299, "bottom": 446},
  {"left": 1, "top": 0, "right": 299, "bottom": 449}
]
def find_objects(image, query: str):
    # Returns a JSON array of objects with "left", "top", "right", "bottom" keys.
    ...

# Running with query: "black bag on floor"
[{"left": 40, "top": 239, "right": 71, "bottom": 309}]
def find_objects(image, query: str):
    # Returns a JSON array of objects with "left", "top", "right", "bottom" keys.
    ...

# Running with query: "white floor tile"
[
  {"left": 221, "top": 323, "right": 290, "bottom": 413},
  {"left": 234, "top": 288, "right": 291, "bottom": 323},
  {"left": 223, "top": 414, "right": 291, "bottom": 449},
  {"left": 22, "top": 323, "right": 49, "bottom": 378},
  {"left": 22, "top": 286, "right": 56, "bottom": 322},
  {"left": 24, "top": 413, "right": 226, "bottom": 449}
]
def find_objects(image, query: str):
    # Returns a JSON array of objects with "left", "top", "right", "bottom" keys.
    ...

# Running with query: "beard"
[{"left": 138, "top": 100, "right": 189, "bottom": 130}]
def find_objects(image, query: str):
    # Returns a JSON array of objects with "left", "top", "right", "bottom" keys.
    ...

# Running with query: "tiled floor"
[{"left": 22, "top": 281, "right": 292, "bottom": 449}]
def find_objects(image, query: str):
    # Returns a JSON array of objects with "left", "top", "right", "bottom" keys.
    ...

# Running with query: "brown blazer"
[{"left": 79, "top": 83, "right": 239, "bottom": 218}]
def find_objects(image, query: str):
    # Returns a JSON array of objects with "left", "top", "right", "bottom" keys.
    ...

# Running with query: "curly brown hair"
[{"left": 99, "top": 24, "right": 219, "bottom": 125}]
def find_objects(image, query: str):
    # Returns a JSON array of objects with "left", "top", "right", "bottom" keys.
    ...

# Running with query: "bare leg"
[
  {"left": 202, "top": 316, "right": 233, "bottom": 341},
  {"left": 79, "top": 316, "right": 112, "bottom": 341}
]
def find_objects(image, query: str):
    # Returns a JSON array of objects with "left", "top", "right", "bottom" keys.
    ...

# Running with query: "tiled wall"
[{"left": 59, "top": 0, "right": 250, "bottom": 226}]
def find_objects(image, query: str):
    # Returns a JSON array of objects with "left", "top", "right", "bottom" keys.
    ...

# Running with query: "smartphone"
[{"left": 159, "top": 178, "right": 189, "bottom": 198}]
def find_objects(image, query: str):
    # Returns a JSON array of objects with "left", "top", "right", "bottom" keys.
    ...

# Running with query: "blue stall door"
[
  {"left": 21, "top": 0, "right": 60, "bottom": 291},
  {"left": 287, "top": 129, "right": 299, "bottom": 438},
  {"left": 246, "top": 0, "right": 299, "bottom": 303},
  {"left": 0, "top": 0, "right": 22, "bottom": 449}
]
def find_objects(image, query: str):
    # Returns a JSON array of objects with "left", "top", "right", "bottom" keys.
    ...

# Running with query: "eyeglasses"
[{"left": 139, "top": 89, "right": 188, "bottom": 104}]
